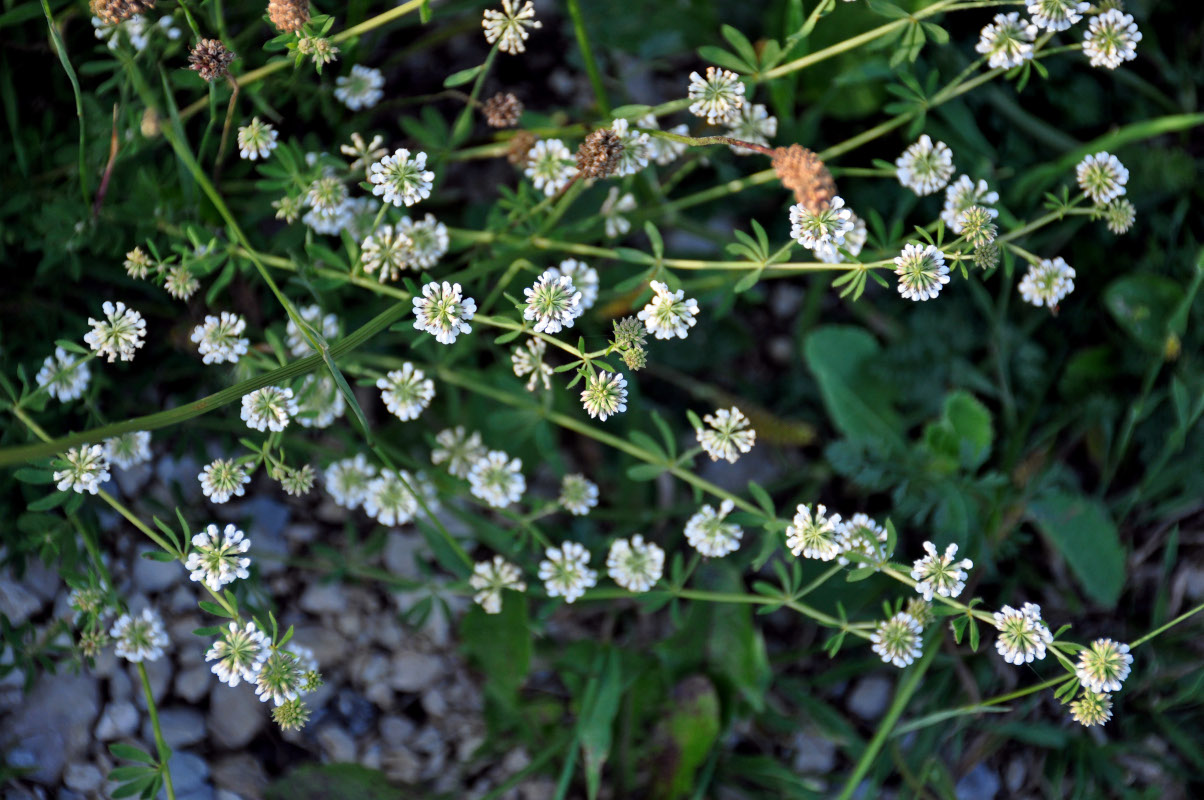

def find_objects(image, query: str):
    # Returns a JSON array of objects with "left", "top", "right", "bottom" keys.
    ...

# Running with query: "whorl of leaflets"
[
  {"left": 1076, "top": 151, "right": 1128, "bottom": 206},
  {"left": 993, "top": 602, "right": 1053, "bottom": 665},
  {"left": 240, "top": 386, "right": 297, "bottom": 432},
  {"left": 580, "top": 371, "right": 628, "bottom": 422},
  {"left": 895, "top": 135, "right": 955, "bottom": 197},
  {"left": 1075, "top": 638, "right": 1133, "bottom": 694},
  {"left": 413, "top": 281, "right": 476, "bottom": 344},
  {"left": 1083, "top": 9, "right": 1141, "bottom": 70},
  {"left": 1026, "top": 0, "right": 1089, "bottom": 33},
  {"left": 369, "top": 148, "right": 434, "bottom": 208},
  {"left": 684, "top": 499, "right": 743, "bottom": 558},
  {"left": 638, "top": 281, "right": 700, "bottom": 340},
  {"left": 482, "top": 0, "right": 541, "bottom": 55},
  {"left": 910, "top": 541, "right": 973, "bottom": 601},
  {"left": 607, "top": 535, "right": 665, "bottom": 593},
  {"left": 686, "top": 67, "right": 745, "bottom": 126},
  {"left": 54, "top": 444, "right": 110, "bottom": 494},
  {"left": 184, "top": 523, "right": 251, "bottom": 592},
  {"left": 871, "top": 612, "right": 923, "bottom": 668},
  {"left": 789, "top": 196, "right": 854, "bottom": 251},
  {"left": 468, "top": 450, "right": 526, "bottom": 508},
  {"left": 695, "top": 406, "right": 757, "bottom": 464},
  {"left": 323, "top": 454, "right": 377, "bottom": 510},
  {"left": 334, "top": 65, "right": 384, "bottom": 110},
  {"left": 237, "top": 117, "right": 278, "bottom": 160},
  {"left": 975, "top": 12, "right": 1037, "bottom": 70},
  {"left": 84, "top": 301, "right": 146, "bottom": 362},
  {"left": 785, "top": 504, "right": 844, "bottom": 561},
  {"left": 377, "top": 362, "right": 435, "bottom": 421},
  {"left": 470, "top": 556, "right": 527, "bottom": 614},
  {"left": 1018, "top": 257, "right": 1075, "bottom": 308},
  {"left": 894, "top": 243, "right": 949, "bottom": 302},
  {"left": 199, "top": 458, "right": 251, "bottom": 504},
  {"left": 523, "top": 269, "right": 583, "bottom": 334},
  {"left": 538, "top": 541, "right": 598, "bottom": 604},
  {"left": 110, "top": 608, "right": 169, "bottom": 663},
  {"left": 36, "top": 346, "right": 91, "bottom": 402},
  {"left": 191, "top": 312, "right": 249, "bottom": 364},
  {"left": 104, "top": 430, "right": 152, "bottom": 469}
]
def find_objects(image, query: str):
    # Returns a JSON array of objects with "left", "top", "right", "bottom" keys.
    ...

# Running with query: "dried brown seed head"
[
  {"left": 188, "top": 38, "right": 237, "bottom": 83},
  {"left": 91, "top": 0, "right": 157, "bottom": 25},
  {"left": 576, "top": 128, "right": 623, "bottom": 180},
  {"left": 268, "top": 0, "right": 310, "bottom": 33},
  {"left": 506, "top": 131, "right": 538, "bottom": 166},
  {"left": 772, "top": 144, "right": 837, "bottom": 215},
  {"left": 483, "top": 92, "right": 523, "bottom": 129}
]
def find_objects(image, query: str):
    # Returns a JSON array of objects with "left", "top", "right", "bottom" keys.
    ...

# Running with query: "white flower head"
[
  {"left": 185, "top": 523, "right": 251, "bottom": 591},
  {"left": 894, "top": 243, "right": 950, "bottom": 302},
  {"left": 871, "top": 612, "right": 923, "bottom": 668},
  {"left": 993, "top": 602, "right": 1053, "bottom": 665},
  {"left": 369, "top": 148, "right": 434, "bottom": 207},
  {"left": 286, "top": 305, "right": 339, "bottom": 358},
  {"left": 241, "top": 386, "right": 297, "bottom": 432},
  {"left": 1027, "top": 0, "right": 1089, "bottom": 32},
  {"left": 341, "top": 132, "right": 388, "bottom": 175},
  {"left": 512, "top": 337, "right": 553, "bottom": 392},
  {"left": 975, "top": 13, "right": 1038, "bottom": 69},
  {"left": 110, "top": 608, "right": 169, "bottom": 663},
  {"left": 482, "top": 0, "right": 542, "bottom": 55},
  {"left": 305, "top": 175, "right": 348, "bottom": 214},
  {"left": 684, "top": 499, "right": 742, "bottom": 558},
  {"left": 323, "top": 454, "right": 377, "bottom": 510},
  {"left": 640, "top": 115, "right": 689, "bottom": 166},
  {"left": 790, "top": 196, "right": 854, "bottom": 250},
  {"left": 1069, "top": 691, "right": 1113, "bottom": 727},
  {"left": 524, "top": 269, "right": 583, "bottom": 334},
  {"left": 813, "top": 214, "right": 868, "bottom": 264},
  {"left": 580, "top": 371, "right": 628, "bottom": 421},
  {"left": 1076, "top": 151, "right": 1128, "bottom": 205},
  {"left": 1018, "top": 257, "right": 1075, "bottom": 308},
  {"left": 895, "top": 135, "right": 955, "bottom": 196},
  {"left": 468, "top": 450, "right": 526, "bottom": 508},
  {"left": 687, "top": 67, "right": 745, "bottom": 126},
  {"left": 412, "top": 281, "right": 476, "bottom": 344},
  {"left": 549, "top": 259, "right": 599, "bottom": 311},
  {"left": 726, "top": 103, "right": 777, "bottom": 154},
  {"left": 1103, "top": 198, "right": 1136, "bottom": 235},
  {"left": 237, "top": 117, "right": 278, "bottom": 160},
  {"left": 470, "top": 556, "right": 527, "bottom": 614},
  {"left": 1083, "top": 9, "right": 1141, "bottom": 70},
  {"left": 199, "top": 458, "right": 251, "bottom": 504},
  {"left": 910, "top": 541, "right": 973, "bottom": 601},
  {"left": 785, "top": 504, "right": 844, "bottom": 561},
  {"left": 524, "top": 139, "right": 577, "bottom": 196},
  {"left": 279, "top": 464, "right": 316, "bottom": 497},
  {"left": 334, "top": 64, "right": 384, "bottom": 110},
  {"left": 103, "top": 431, "right": 151, "bottom": 469},
  {"left": 360, "top": 223, "right": 413, "bottom": 284},
  {"left": 696, "top": 406, "right": 756, "bottom": 464},
  {"left": 84, "top": 301, "right": 146, "bottom": 362},
  {"left": 638, "top": 280, "right": 699, "bottom": 340},
  {"left": 432, "top": 427, "right": 487, "bottom": 479},
  {"left": 1075, "top": 638, "right": 1133, "bottom": 694},
  {"left": 163, "top": 265, "right": 200, "bottom": 301},
  {"left": 397, "top": 213, "right": 449, "bottom": 270},
  {"left": 377, "top": 363, "right": 435, "bottom": 421},
  {"left": 364, "top": 469, "right": 420, "bottom": 526},
  {"left": 36, "top": 347, "right": 91, "bottom": 402},
  {"left": 255, "top": 649, "right": 303, "bottom": 707},
  {"left": 294, "top": 374, "right": 346, "bottom": 429},
  {"left": 941, "top": 175, "right": 999, "bottom": 234},
  {"left": 191, "top": 312, "right": 249, "bottom": 365},
  {"left": 837, "top": 513, "right": 889, "bottom": 569},
  {"left": 538, "top": 541, "right": 598, "bottom": 603},
  {"left": 611, "top": 118, "right": 650, "bottom": 177},
  {"left": 54, "top": 444, "right": 110, "bottom": 495},
  {"left": 206, "top": 621, "right": 268, "bottom": 687},
  {"left": 559, "top": 473, "right": 599, "bottom": 516},
  {"left": 600, "top": 187, "right": 636, "bottom": 238},
  {"left": 607, "top": 535, "right": 665, "bottom": 593}
]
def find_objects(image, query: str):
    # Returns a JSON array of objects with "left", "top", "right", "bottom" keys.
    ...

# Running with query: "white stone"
[
  {"left": 317, "top": 725, "right": 356, "bottom": 763},
  {"left": 299, "top": 583, "right": 347, "bottom": 614},
  {"left": 64, "top": 763, "right": 103, "bottom": 793},
  {"left": 96, "top": 701, "right": 139, "bottom": 740},
  {"left": 389, "top": 652, "right": 443, "bottom": 692}
]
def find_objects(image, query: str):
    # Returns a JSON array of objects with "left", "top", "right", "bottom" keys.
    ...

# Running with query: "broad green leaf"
[
  {"left": 1029, "top": 491, "right": 1125, "bottom": 606},
  {"left": 109, "top": 743, "right": 156, "bottom": 764},
  {"left": 649, "top": 676, "right": 721, "bottom": 800},
  {"left": 459, "top": 593, "right": 531, "bottom": 704},
  {"left": 696, "top": 45, "right": 752, "bottom": 75},
  {"left": 803, "top": 326, "right": 904, "bottom": 451},
  {"left": 579, "top": 650, "right": 623, "bottom": 800},
  {"left": 443, "top": 65, "right": 482, "bottom": 88},
  {"left": 1104, "top": 275, "right": 1184, "bottom": 351}
]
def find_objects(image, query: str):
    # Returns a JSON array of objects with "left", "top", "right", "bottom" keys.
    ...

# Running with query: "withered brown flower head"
[
  {"left": 483, "top": 92, "right": 523, "bottom": 129},
  {"left": 91, "top": 0, "right": 157, "bottom": 25},
  {"left": 576, "top": 128, "right": 623, "bottom": 180},
  {"left": 772, "top": 144, "right": 837, "bottom": 215},
  {"left": 268, "top": 0, "right": 310, "bottom": 33},
  {"left": 188, "top": 39, "right": 237, "bottom": 83},
  {"left": 506, "top": 131, "right": 538, "bottom": 166}
]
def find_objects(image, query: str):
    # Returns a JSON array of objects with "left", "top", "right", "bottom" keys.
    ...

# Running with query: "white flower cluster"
[
  {"left": 191, "top": 312, "right": 249, "bottom": 365},
  {"left": 695, "top": 406, "right": 756, "bottom": 464},
  {"left": 684, "top": 499, "right": 742, "bottom": 558},
  {"left": 910, "top": 541, "right": 973, "bottom": 601},
  {"left": 413, "top": 281, "right": 477, "bottom": 344},
  {"left": 790, "top": 196, "right": 854, "bottom": 251},
  {"left": 468, "top": 450, "right": 526, "bottom": 508},
  {"left": 36, "top": 347, "right": 91, "bottom": 402},
  {"left": 241, "top": 386, "right": 297, "bottom": 432},
  {"left": 524, "top": 139, "right": 577, "bottom": 196},
  {"left": 54, "top": 444, "right": 110, "bottom": 495},
  {"left": 538, "top": 541, "right": 597, "bottom": 603},
  {"left": 993, "top": 602, "right": 1053, "bottom": 665},
  {"left": 1018, "top": 257, "right": 1075, "bottom": 308},
  {"left": 110, "top": 608, "right": 169, "bottom": 663},
  {"left": 895, "top": 135, "right": 954, "bottom": 197},
  {"left": 335, "top": 65, "right": 384, "bottom": 110},
  {"left": 687, "top": 67, "right": 745, "bottom": 125},
  {"left": 369, "top": 148, "right": 434, "bottom": 208},
  {"left": 237, "top": 117, "right": 278, "bottom": 160},
  {"left": 638, "top": 281, "right": 699, "bottom": 340},
  {"left": 184, "top": 524, "right": 252, "bottom": 592},
  {"left": 84, "top": 301, "right": 146, "bottom": 362},
  {"left": 524, "top": 269, "right": 583, "bottom": 334},
  {"left": 482, "top": 0, "right": 542, "bottom": 55},
  {"left": 378, "top": 363, "right": 435, "bottom": 421}
]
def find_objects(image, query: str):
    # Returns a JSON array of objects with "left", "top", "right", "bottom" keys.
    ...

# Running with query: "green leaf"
[
  {"left": 649, "top": 675, "right": 720, "bottom": 800},
  {"left": 27, "top": 491, "right": 69, "bottom": 512},
  {"left": 804, "top": 327, "right": 904, "bottom": 451},
  {"left": 14, "top": 467, "right": 55, "bottom": 484},
  {"left": 747, "top": 481, "right": 774, "bottom": 518},
  {"left": 628, "top": 430, "right": 667, "bottom": 461},
  {"left": 493, "top": 329, "right": 521, "bottom": 345},
  {"left": 459, "top": 593, "right": 531, "bottom": 704},
  {"left": 198, "top": 600, "right": 234, "bottom": 618},
  {"left": 109, "top": 743, "right": 156, "bottom": 764},
  {"left": 626, "top": 463, "right": 664, "bottom": 482},
  {"left": 322, "top": 350, "right": 373, "bottom": 445},
  {"left": 1029, "top": 491, "right": 1126, "bottom": 606},
  {"left": 110, "top": 774, "right": 157, "bottom": 799},
  {"left": 443, "top": 65, "right": 482, "bottom": 88},
  {"left": 140, "top": 550, "right": 177, "bottom": 563},
  {"left": 419, "top": 0, "right": 432, "bottom": 23},
  {"left": 1104, "top": 275, "right": 1184, "bottom": 351},
  {"left": 696, "top": 45, "right": 752, "bottom": 75},
  {"left": 579, "top": 650, "right": 623, "bottom": 800},
  {"left": 720, "top": 25, "right": 758, "bottom": 67},
  {"left": 707, "top": 566, "right": 771, "bottom": 712},
  {"left": 107, "top": 766, "right": 153, "bottom": 782}
]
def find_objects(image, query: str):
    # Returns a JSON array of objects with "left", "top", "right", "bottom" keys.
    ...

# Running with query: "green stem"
[
  {"left": 566, "top": 0, "right": 610, "bottom": 115},
  {"left": 1131, "top": 601, "right": 1204, "bottom": 648},
  {"left": 40, "top": 0, "right": 88, "bottom": 205},
  {"left": 137, "top": 663, "right": 177, "bottom": 800}
]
